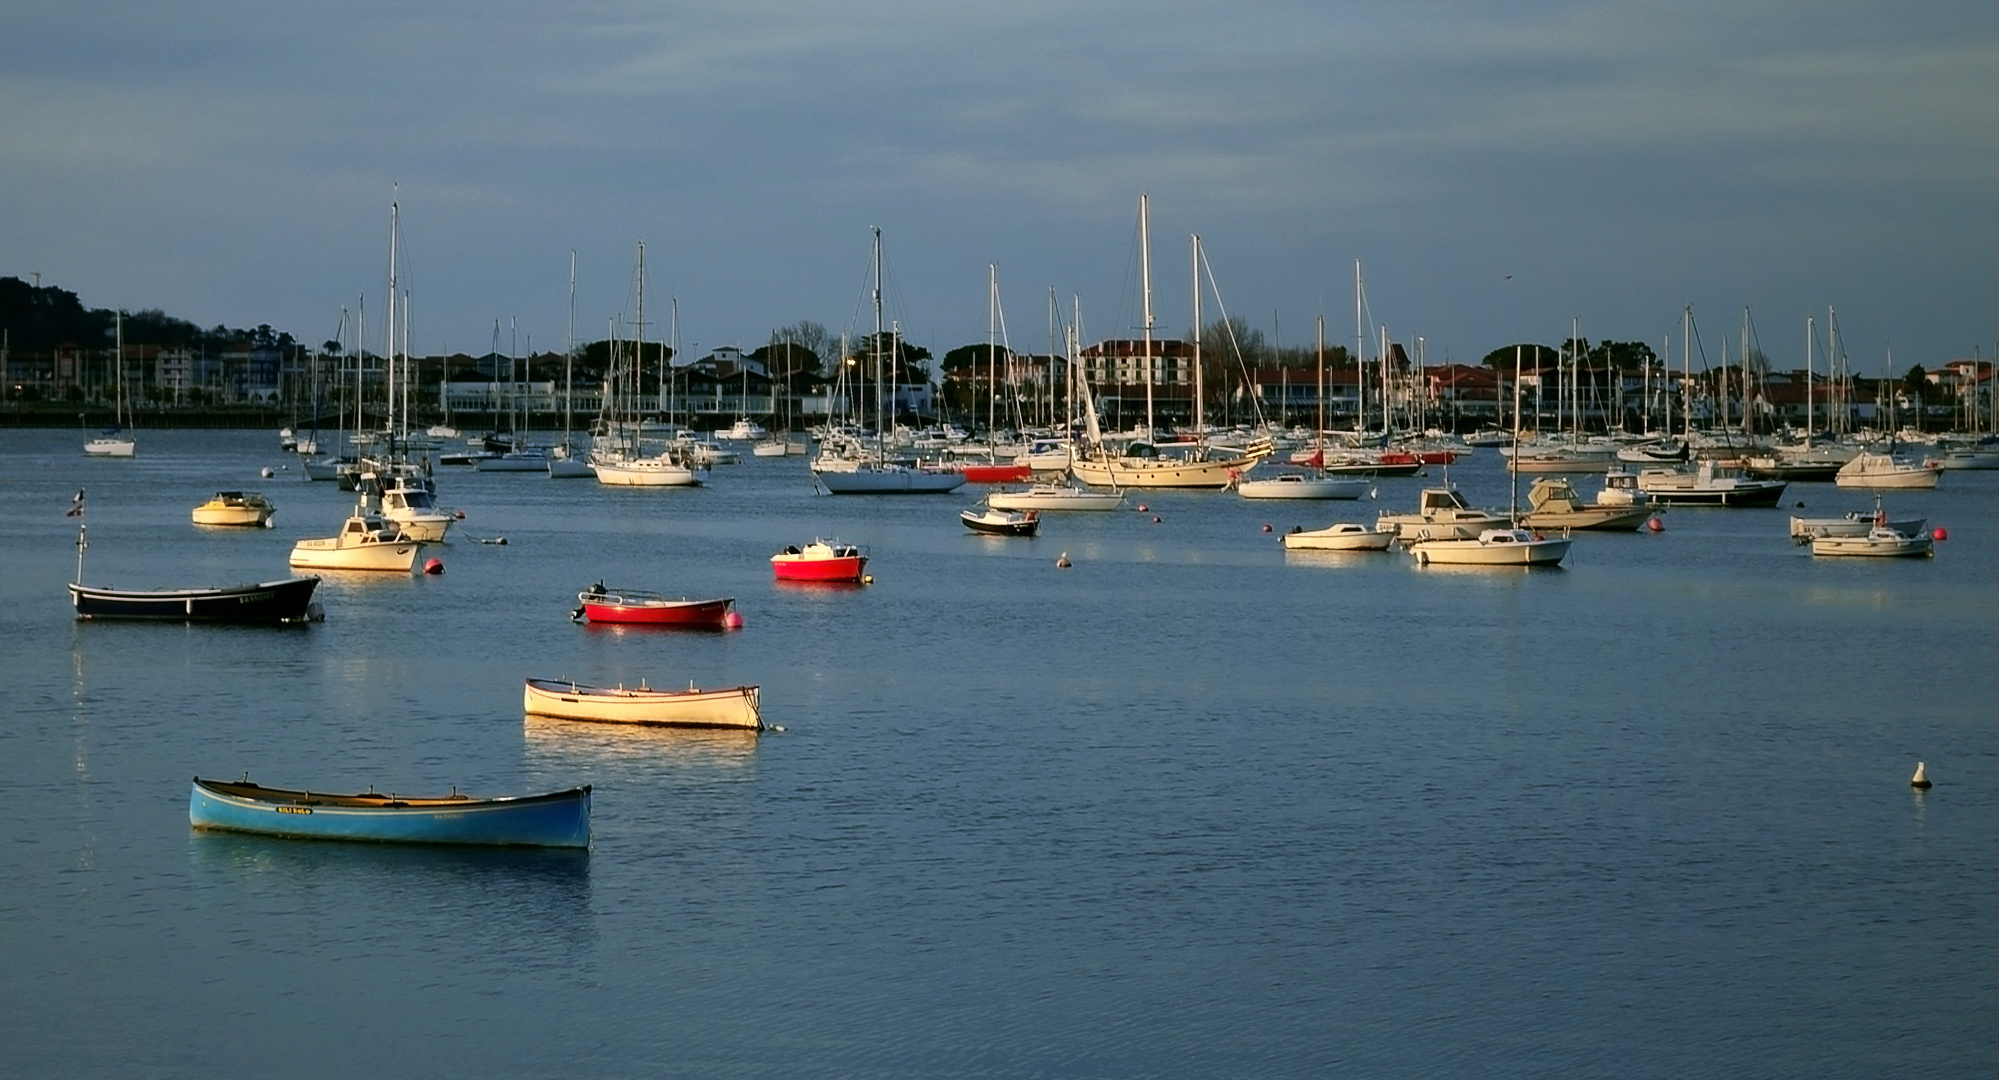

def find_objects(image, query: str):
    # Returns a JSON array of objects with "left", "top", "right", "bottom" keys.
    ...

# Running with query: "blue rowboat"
[{"left": 189, "top": 777, "right": 591, "bottom": 848}]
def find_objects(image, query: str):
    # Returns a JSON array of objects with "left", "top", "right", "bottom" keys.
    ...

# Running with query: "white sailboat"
[
  {"left": 83, "top": 311, "right": 137, "bottom": 457},
  {"left": 1408, "top": 346, "right": 1571, "bottom": 566},
  {"left": 593, "top": 242, "right": 704, "bottom": 487},
  {"left": 812, "top": 229, "right": 965, "bottom": 495},
  {"left": 1069, "top": 198, "right": 1271, "bottom": 489}
]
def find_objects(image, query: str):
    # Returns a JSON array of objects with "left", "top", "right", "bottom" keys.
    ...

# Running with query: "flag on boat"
[{"left": 65, "top": 489, "right": 85, "bottom": 517}]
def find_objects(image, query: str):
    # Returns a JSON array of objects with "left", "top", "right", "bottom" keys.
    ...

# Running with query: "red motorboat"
[
  {"left": 959, "top": 463, "right": 1032, "bottom": 483},
  {"left": 771, "top": 540, "right": 869, "bottom": 583},
  {"left": 572, "top": 585, "right": 739, "bottom": 627}
]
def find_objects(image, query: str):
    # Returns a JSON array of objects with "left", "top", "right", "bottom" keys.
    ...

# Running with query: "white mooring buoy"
[{"left": 1911, "top": 762, "right": 1932, "bottom": 789}]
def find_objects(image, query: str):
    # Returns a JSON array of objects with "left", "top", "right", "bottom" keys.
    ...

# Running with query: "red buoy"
[
  {"left": 1261, "top": 523, "right": 1273, "bottom": 532},
  {"left": 1647, "top": 517, "right": 1665, "bottom": 533},
  {"left": 1136, "top": 504, "right": 1148, "bottom": 513},
  {"left": 723, "top": 610, "right": 745, "bottom": 629},
  {"left": 1152, "top": 516, "right": 1162, "bottom": 523},
  {"left": 423, "top": 558, "right": 444, "bottom": 575},
  {"left": 453, "top": 509, "right": 466, "bottom": 520},
  {"left": 1933, "top": 527, "right": 1948, "bottom": 541}
]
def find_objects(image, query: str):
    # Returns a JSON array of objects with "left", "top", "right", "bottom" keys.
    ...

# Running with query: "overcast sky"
[{"left": 4, "top": 0, "right": 1995, "bottom": 373}]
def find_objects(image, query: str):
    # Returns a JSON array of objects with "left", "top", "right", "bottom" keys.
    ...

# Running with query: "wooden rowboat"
[
  {"left": 523, "top": 677, "right": 764, "bottom": 729},
  {"left": 189, "top": 777, "right": 591, "bottom": 847},
  {"left": 70, "top": 576, "right": 322, "bottom": 623},
  {"left": 572, "top": 586, "right": 737, "bottom": 627}
]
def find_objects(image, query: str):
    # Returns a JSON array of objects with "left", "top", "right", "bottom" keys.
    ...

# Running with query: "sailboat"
[
  {"left": 1409, "top": 346, "right": 1571, "bottom": 566},
  {"left": 1069, "top": 198, "right": 1271, "bottom": 488},
  {"left": 83, "top": 311, "right": 137, "bottom": 457},
  {"left": 593, "top": 242, "right": 704, "bottom": 487},
  {"left": 812, "top": 230, "right": 966, "bottom": 494},
  {"left": 549, "top": 251, "right": 595, "bottom": 478}
]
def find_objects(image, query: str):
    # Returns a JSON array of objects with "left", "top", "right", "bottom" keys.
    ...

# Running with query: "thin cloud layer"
[{"left": 2, "top": 0, "right": 1994, "bottom": 366}]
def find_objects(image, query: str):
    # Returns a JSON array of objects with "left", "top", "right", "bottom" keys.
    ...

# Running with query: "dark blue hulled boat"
[
  {"left": 70, "top": 577, "right": 322, "bottom": 623},
  {"left": 66, "top": 522, "right": 321, "bottom": 624},
  {"left": 189, "top": 778, "right": 592, "bottom": 848}
]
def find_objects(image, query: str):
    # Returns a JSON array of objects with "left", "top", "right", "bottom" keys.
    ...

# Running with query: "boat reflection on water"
[
  {"left": 188, "top": 830, "right": 593, "bottom": 966},
  {"left": 524, "top": 714, "right": 761, "bottom": 770}
]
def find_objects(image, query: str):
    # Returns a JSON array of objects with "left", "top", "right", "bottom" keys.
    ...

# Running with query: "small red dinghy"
[{"left": 572, "top": 585, "right": 737, "bottom": 627}]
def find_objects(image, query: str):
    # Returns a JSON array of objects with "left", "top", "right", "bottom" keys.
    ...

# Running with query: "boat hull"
[
  {"left": 815, "top": 465, "right": 966, "bottom": 493},
  {"left": 70, "top": 577, "right": 321, "bottom": 623},
  {"left": 771, "top": 542, "right": 868, "bottom": 582},
  {"left": 190, "top": 778, "right": 591, "bottom": 847},
  {"left": 961, "top": 509, "right": 1039, "bottom": 536},
  {"left": 579, "top": 592, "right": 735, "bottom": 627},
  {"left": 1281, "top": 525, "right": 1395, "bottom": 551},
  {"left": 524, "top": 678, "right": 762, "bottom": 729},
  {"left": 1237, "top": 475, "right": 1369, "bottom": 500},
  {"left": 1410, "top": 532, "right": 1571, "bottom": 566},
  {"left": 985, "top": 485, "right": 1125, "bottom": 511},
  {"left": 1070, "top": 454, "right": 1259, "bottom": 489},
  {"left": 593, "top": 457, "right": 704, "bottom": 486},
  {"left": 1811, "top": 531, "right": 1934, "bottom": 557},
  {"left": 289, "top": 537, "right": 418, "bottom": 572},
  {"left": 959, "top": 463, "right": 1033, "bottom": 483}
]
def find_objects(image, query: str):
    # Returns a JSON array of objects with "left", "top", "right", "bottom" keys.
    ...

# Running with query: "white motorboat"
[
  {"left": 1518, "top": 477, "right": 1653, "bottom": 531},
  {"left": 1236, "top": 472, "right": 1369, "bottom": 500},
  {"left": 288, "top": 509, "right": 418, "bottom": 572},
  {"left": 986, "top": 483, "right": 1125, "bottom": 511},
  {"left": 1811, "top": 526, "right": 1934, "bottom": 558},
  {"left": 719, "top": 418, "right": 768, "bottom": 441},
  {"left": 1015, "top": 438, "right": 1074, "bottom": 471},
  {"left": 1791, "top": 497, "right": 1925, "bottom": 540},
  {"left": 1280, "top": 522, "right": 1395, "bottom": 551},
  {"left": 1635, "top": 460, "right": 1788, "bottom": 507},
  {"left": 1835, "top": 452, "right": 1941, "bottom": 489},
  {"left": 476, "top": 446, "right": 553, "bottom": 472},
  {"left": 1376, "top": 486, "right": 1510, "bottom": 542},
  {"left": 379, "top": 475, "right": 453, "bottom": 542},
  {"left": 751, "top": 438, "right": 791, "bottom": 457},
  {"left": 83, "top": 434, "right": 137, "bottom": 458},
  {"left": 190, "top": 491, "right": 277, "bottom": 528},
  {"left": 1409, "top": 527, "right": 1571, "bottom": 567}
]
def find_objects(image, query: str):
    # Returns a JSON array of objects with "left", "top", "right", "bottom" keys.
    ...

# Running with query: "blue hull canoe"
[{"left": 189, "top": 777, "right": 591, "bottom": 848}]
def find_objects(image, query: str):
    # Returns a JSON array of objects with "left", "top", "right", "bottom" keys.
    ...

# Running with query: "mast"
[
  {"left": 1139, "top": 195, "right": 1154, "bottom": 440},
  {"left": 1805, "top": 315, "right": 1815, "bottom": 437},
  {"left": 1354, "top": 258, "right": 1365, "bottom": 434},
  {"left": 1190, "top": 233, "right": 1203, "bottom": 437},
  {"left": 1315, "top": 314, "right": 1326, "bottom": 441},
  {"left": 565, "top": 251, "right": 575, "bottom": 445},
  {"left": 872, "top": 228, "right": 885, "bottom": 455},
  {"left": 987, "top": 263, "right": 998, "bottom": 440}
]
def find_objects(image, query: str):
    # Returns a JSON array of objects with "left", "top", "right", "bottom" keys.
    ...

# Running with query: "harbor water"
[{"left": 3, "top": 428, "right": 1996, "bottom": 1077}]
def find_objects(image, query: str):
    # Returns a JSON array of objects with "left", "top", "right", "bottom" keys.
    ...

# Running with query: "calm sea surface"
[{"left": 2, "top": 428, "right": 1995, "bottom": 1078}]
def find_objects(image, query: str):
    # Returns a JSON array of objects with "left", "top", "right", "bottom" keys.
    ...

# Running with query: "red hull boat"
[
  {"left": 771, "top": 540, "right": 869, "bottom": 583},
  {"left": 573, "top": 586, "right": 737, "bottom": 627},
  {"left": 959, "top": 463, "right": 1032, "bottom": 483}
]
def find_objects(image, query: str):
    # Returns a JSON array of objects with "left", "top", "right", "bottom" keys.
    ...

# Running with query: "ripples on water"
[{"left": 2, "top": 429, "right": 1996, "bottom": 1077}]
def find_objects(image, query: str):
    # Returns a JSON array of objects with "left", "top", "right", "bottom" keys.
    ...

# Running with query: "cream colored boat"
[
  {"left": 289, "top": 512, "right": 418, "bottom": 572},
  {"left": 1376, "top": 486, "right": 1510, "bottom": 542},
  {"left": 191, "top": 491, "right": 276, "bottom": 527},
  {"left": 523, "top": 677, "right": 763, "bottom": 729},
  {"left": 1834, "top": 452, "right": 1941, "bottom": 489},
  {"left": 1280, "top": 522, "right": 1395, "bottom": 551},
  {"left": 1409, "top": 527, "right": 1571, "bottom": 567}
]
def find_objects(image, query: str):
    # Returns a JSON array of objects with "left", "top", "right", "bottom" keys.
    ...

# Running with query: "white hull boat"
[
  {"left": 1409, "top": 527, "right": 1571, "bottom": 567},
  {"left": 1376, "top": 486, "right": 1510, "bottom": 542},
  {"left": 1811, "top": 527, "right": 1934, "bottom": 558},
  {"left": 815, "top": 462, "right": 966, "bottom": 494},
  {"left": 1070, "top": 446, "right": 1267, "bottom": 489},
  {"left": 289, "top": 514, "right": 418, "bottom": 572},
  {"left": 986, "top": 484, "right": 1126, "bottom": 511},
  {"left": 593, "top": 455, "right": 704, "bottom": 487},
  {"left": 83, "top": 436, "right": 137, "bottom": 458},
  {"left": 1835, "top": 452, "right": 1941, "bottom": 489},
  {"left": 1236, "top": 473, "right": 1369, "bottom": 500},
  {"left": 1281, "top": 523, "right": 1395, "bottom": 551},
  {"left": 191, "top": 491, "right": 277, "bottom": 528}
]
